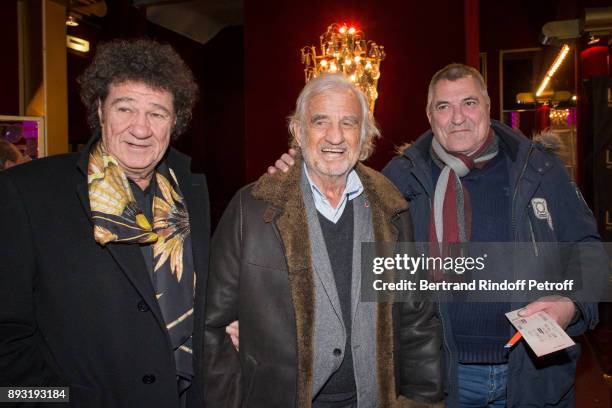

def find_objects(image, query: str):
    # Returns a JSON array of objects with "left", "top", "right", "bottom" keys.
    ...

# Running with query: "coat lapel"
[
  {"left": 80, "top": 182, "right": 167, "bottom": 330},
  {"left": 350, "top": 193, "right": 369, "bottom": 325},
  {"left": 356, "top": 164, "right": 406, "bottom": 408},
  {"left": 252, "top": 159, "right": 409, "bottom": 408},
  {"left": 79, "top": 180, "right": 166, "bottom": 328},
  {"left": 74, "top": 144, "right": 178, "bottom": 334},
  {"left": 301, "top": 173, "right": 344, "bottom": 328},
  {"left": 166, "top": 150, "right": 210, "bottom": 383},
  {"left": 167, "top": 150, "right": 210, "bottom": 300},
  {"left": 310, "top": 237, "right": 344, "bottom": 327}
]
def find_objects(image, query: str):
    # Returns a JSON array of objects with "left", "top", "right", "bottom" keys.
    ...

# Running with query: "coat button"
[
  {"left": 333, "top": 348, "right": 342, "bottom": 356},
  {"left": 137, "top": 300, "right": 149, "bottom": 312},
  {"left": 142, "top": 374, "right": 156, "bottom": 384}
]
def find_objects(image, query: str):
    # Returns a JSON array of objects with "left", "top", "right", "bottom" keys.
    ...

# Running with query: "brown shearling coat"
[{"left": 203, "top": 160, "right": 443, "bottom": 408}]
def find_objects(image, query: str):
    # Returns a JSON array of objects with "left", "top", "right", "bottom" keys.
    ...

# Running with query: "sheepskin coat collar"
[{"left": 251, "top": 158, "right": 408, "bottom": 407}]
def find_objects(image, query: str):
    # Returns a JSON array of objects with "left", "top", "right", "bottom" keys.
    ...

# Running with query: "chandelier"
[
  {"left": 549, "top": 108, "right": 570, "bottom": 127},
  {"left": 300, "top": 23, "right": 386, "bottom": 112}
]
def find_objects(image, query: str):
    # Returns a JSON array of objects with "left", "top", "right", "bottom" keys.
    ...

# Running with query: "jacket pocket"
[
  {"left": 511, "top": 343, "right": 581, "bottom": 406},
  {"left": 542, "top": 343, "right": 581, "bottom": 405},
  {"left": 241, "top": 353, "right": 258, "bottom": 408}
]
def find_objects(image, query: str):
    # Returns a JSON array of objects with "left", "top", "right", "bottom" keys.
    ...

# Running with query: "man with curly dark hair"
[
  {"left": 78, "top": 39, "right": 198, "bottom": 140},
  {"left": 0, "top": 39, "right": 211, "bottom": 408}
]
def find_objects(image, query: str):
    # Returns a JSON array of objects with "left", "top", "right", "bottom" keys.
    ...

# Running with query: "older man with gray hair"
[{"left": 204, "top": 73, "right": 443, "bottom": 408}]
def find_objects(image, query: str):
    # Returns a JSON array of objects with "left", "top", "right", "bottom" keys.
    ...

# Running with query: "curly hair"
[{"left": 78, "top": 38, "right": 198, "bottom": 138}]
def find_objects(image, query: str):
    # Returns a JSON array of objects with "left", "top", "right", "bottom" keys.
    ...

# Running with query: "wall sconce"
[
  {"left": 66, "top": 14, "right": 79, "bottom": 27},
  {"left": 300, "top": 23, "right": 386, "bottom": 112}
]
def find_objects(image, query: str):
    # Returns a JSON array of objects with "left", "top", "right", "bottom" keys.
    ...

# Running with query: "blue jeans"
[{"left": 458, "top": 363, "right": 508, "bottom": 407}]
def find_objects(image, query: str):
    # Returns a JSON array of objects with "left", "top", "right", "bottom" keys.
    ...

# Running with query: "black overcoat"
[{"left": 0, "top": 138, "right": 210, "bottom": 408}]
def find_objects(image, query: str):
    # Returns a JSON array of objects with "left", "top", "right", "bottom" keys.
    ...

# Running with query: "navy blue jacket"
[{"left": 383, "top": 120, "right": 603, "bottom": 407}]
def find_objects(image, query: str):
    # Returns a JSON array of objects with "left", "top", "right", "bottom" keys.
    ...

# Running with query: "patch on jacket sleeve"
[{"left": 531, "top": 197, "right": 554, "bottom": 231}]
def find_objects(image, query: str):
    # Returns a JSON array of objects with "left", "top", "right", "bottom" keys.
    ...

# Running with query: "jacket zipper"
[
  {"left": 437, "top": 300, "right": 453, "bottom": 387},
  {"left": 528, "top": 216, "right": 539, "bottom": 257},
  {"left": 511, "top": 143, "right": 534, "bottom": 239},
  {"left": 507, "top": 142, "right": 536, "bottom": 405}
]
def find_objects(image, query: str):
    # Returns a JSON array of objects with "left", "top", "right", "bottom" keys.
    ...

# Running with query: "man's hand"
[
  {"left": 225, "top": 320, "right": 239, "bottom": 351},
  {"left": 267, "top": 148, "right": 298, "bottom": 174},
  {"left": 518, "top": 295, "right": 576, "bottom": 329}
]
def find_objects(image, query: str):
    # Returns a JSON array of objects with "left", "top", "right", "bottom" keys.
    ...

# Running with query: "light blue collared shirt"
[{"left": 303, "top": 163, "right": 364, "bottom": 223}]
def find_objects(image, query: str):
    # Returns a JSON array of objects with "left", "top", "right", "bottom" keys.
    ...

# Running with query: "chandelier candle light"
[{"left": 301, "top": 23, "right": 386, "bottom": 112}]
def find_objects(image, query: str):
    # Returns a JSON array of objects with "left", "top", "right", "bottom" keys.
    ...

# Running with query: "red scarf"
[{"left": 428, "top": 130, "right": 498, "bottom": 280}]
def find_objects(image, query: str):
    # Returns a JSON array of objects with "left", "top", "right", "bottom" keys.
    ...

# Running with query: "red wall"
[
  {"left": 0, "top": 2, "right": 19, "bottom": 115},
  {"left": 244, "top": 0, "right": 466, "bottom": 180}
]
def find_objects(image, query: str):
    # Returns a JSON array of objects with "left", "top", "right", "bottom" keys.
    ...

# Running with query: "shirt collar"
[{"left": 303, "top": 163, "right": 364, "bottom": 223}]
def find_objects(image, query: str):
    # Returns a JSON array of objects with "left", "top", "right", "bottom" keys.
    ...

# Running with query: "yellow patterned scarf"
[
  {"left": 87, "top": 141, "right": 157, "bottom": 245},
  {"left": 87, "top": 140, "right": 195, "bottom": 386}
]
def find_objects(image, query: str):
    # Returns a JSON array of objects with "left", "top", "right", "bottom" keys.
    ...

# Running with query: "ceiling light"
[{"left": 536, "top": 44, "right": 570, "bottom": 97}]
